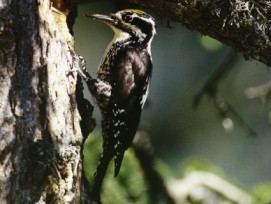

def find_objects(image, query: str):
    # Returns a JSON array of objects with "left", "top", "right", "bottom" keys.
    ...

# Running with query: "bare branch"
[
  {"left": 167, "top": 171, "right": 254, "bottom": 204},
  {"left": 245, "top": 80, "right": 271, "bottom": 99}
]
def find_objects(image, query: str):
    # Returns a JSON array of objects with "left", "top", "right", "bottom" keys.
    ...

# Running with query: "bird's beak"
[{"left": 85, "top": 13, "right": 118, "bottom": 27}]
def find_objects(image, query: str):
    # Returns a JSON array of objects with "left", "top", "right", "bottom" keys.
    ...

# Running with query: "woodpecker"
[{"left": 78, "top": 9, "right": 156, "bottom": 202}]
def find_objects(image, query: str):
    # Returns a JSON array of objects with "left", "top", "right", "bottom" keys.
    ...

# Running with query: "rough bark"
[
  {"left": 129, "top": 0, "right": 271, "bottom": 67},
  {"left": 0, "top": 0, "right": 92, "bottom": 203}
]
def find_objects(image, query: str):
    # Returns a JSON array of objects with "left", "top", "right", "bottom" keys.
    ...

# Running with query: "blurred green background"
[{"left": 74, "top": 0, "right": 271, "bottom": 196}]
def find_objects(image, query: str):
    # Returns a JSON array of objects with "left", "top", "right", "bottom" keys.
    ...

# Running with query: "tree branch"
[
  {"left": 167, "top": 171, "right": 253, "bottom": 203},
  {"left": 129, "top": 0, "right": 271, "bottom": 66}
]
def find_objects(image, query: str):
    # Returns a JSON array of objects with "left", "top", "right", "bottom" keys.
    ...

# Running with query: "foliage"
[
  {"left": 83, "top": 134, "right": 148, "bottom": 203},
  {"left": 84, "top": 138, "right": 270, "bottom": 204},
  {"left": 251, "top": 183, "right": 271, "bottom": 204}
]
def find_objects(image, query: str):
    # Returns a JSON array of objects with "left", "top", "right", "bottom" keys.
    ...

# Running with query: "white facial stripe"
[
  {"left": 129, "top": 24, "right": 147, "bottom": 42},
  {"left": 131, "top": 13, "right": 137, "bottom": 19},
  {"left": 141, "top": 16, "right": 156, "bottom": 35}
]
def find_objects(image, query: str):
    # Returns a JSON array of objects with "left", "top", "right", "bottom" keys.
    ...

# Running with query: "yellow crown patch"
[{"left": 125, "top": 9, "right": 146, "bottom": 15}]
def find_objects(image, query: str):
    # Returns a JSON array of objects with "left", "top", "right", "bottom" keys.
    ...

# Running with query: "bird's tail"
[
  {"left": 91, "top": 150, "right": 113, "bottom": 203},
  {"left": 114, "top": 152, "right": 124, "bottom": 177}
]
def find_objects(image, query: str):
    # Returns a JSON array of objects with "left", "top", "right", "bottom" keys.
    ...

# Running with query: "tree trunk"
[{"left": 0, "top": 0, "right": 92, "bottom": 203}]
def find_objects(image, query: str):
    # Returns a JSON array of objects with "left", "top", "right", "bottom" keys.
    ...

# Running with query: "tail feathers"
[
  {"left": 91, "top": 149, "right": 125, "bottom": 202},
  {"left": 91, "top": 152, "right": 113, "bottom": 203},
  {"left": 114, "top": 152, "right": 124, "bottom": 177}
]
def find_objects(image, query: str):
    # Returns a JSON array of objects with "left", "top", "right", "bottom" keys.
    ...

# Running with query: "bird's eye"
[{"left": 123, "top": 15, "right": 133, "bottom": 22}]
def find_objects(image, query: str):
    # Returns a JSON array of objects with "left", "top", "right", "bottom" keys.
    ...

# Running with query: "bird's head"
[{"left": 86, "top": 9, "right": 156, "bottom": 45}]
